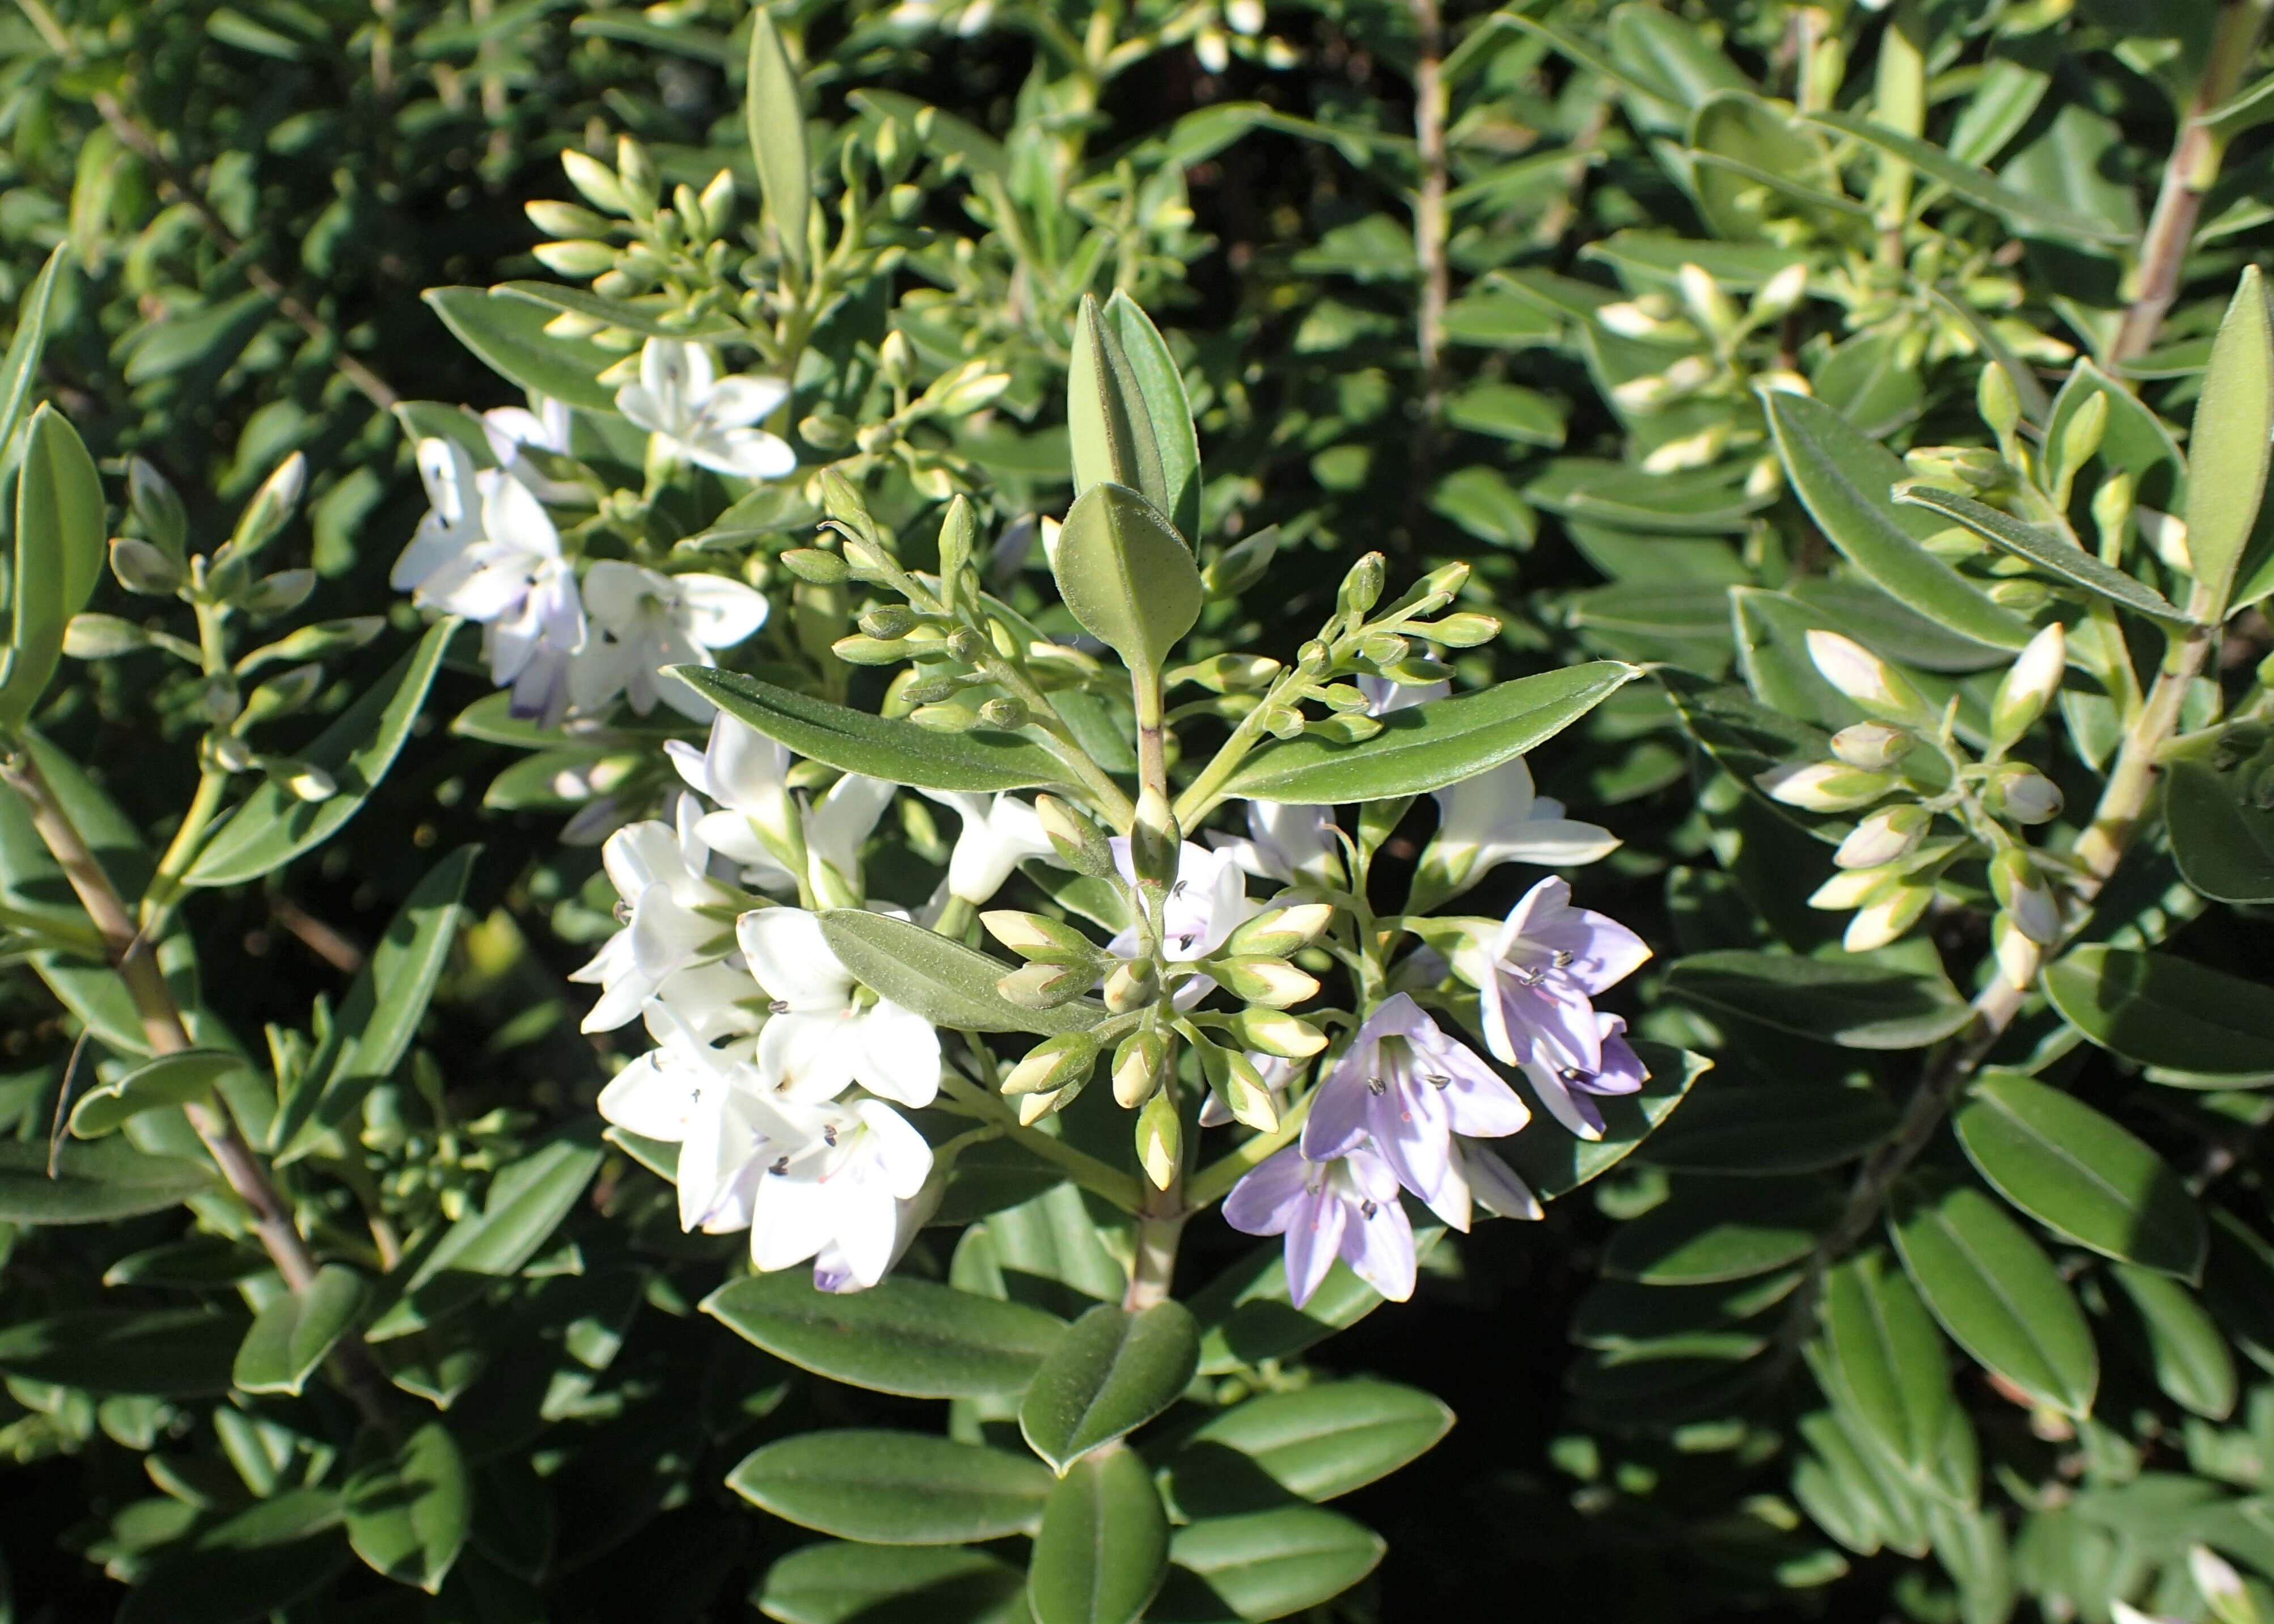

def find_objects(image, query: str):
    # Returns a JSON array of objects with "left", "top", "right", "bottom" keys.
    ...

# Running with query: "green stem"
[{"left": 936, "top": 1072, "right": 1143, "bottom": 1211}]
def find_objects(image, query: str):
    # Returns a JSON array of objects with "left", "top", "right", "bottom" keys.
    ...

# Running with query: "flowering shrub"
[{"left": 5, "top": 3, "right": 2274, "bottom": 1623}]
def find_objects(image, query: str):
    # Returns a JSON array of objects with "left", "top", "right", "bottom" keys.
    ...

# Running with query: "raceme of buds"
[
  {"left": 1757, "top": 761, "right": 1897, "bottom": 813},
  {"left": 1834, "top": 804, "right": 1930, "bottom": 870},
  {"left": 1804, "top": 631, "right": 1935, "bottom": 728},
  {"left": 1989, "top": 623, "right": 2066, "bottom": 752},
  {"left": 1830, "top": 722, "right": 1914, "bottom": 771}
]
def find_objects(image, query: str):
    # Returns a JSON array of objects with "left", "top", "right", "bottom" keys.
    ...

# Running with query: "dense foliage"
[{"left": 4, "top": 2, "right": 2274, "bottom": 1621}]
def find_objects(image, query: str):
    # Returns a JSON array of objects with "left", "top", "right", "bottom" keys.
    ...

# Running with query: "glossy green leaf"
[
  {"left": 1187, "top": 1234, "right": 1444, "bottom": 1377},
  {"left": 818, "top": 908, "right": 1104, "bottom": 1036},
  {"left": 1954, "top": 1069, "right": 2205, "bottom": 1278},
  {"left": 0, "top": 1307, "right": 246, "bottom": 1395},
  {"left": 1527, "top": 456, "right": 1772, "bottom": 533},
  {"left": 1888, "top": 1179, "right": 2096, "bottom": 1418},
  {"left": 1029, "top": 1446, "right": 1170, "bottom": 1624},
  {"left": 1641, "top": 1082, "right": 1896, "bottom": 1175},
  {"left": 1765, "top": 392, "right": 2032, "bottom": 652},
  {"left": 367, "top": 1128, "right": 603, "bottom": 1338},
  {"left": 273, "top": 845, "right": 479, "bottom": 1160},
  {"left": 1162, "top": 1380, "right": 1453, "bottom": 1517},
  {"left": 746, "top": 11, "right": 811, "bottom": 276},
  {"left": 1155, "top": 1507, "right": 1383, "bottom": 1623},
  {"left": 1051, "top": 481, "right": 1202, "bottom": 684},
  {"left": 1893, "top": 487, "right": 2195, "bottom": 625},
  {"left": 1213, "top": 661, "right": 1637, "bottom": 807},
  {"left": 728, "top": 1431, "right": 1053, "bottom": 1543},
  {"left": 1817, "top": 1254, "right": 1954, "bottom": 1486},
  {"left": 1101, "top": 291, "right": 1202, "bottom": 541},
  {"left": 345, "top": 1420, "right": 471, "bottom": 1593},
  {"left": 2183, "top": 267, "right": 2273, "bottom": 616},
  {"left": 2166, "top": 759, "right": 2274, "bottom": 904},
  {"left": 1804, "top": 110, "right": 2130, "bottom": 242},
  {"left": 1603, "top": 1181, "right": 1838, "bottom": 1284},
  {"left": 2109, "top": 1266, "right": 2235, "bottom": 1420},
  {"left": 957, "top": 1181, "right": 1127, "bottom": 1319},
  {"left": 1495, "top": 1042, "right": 1708, "bottom": 1197},
  {"left": 3, "top": 404, "right": 107, "bottom": 729},
  {"left": 755, "top": 1542, "right": 1028, "bottom": 1624},
  {"left": 233, "top": 1264, "right": 370, "bottom": 1396},
  {"left": 0, "top": 1139, "right": 214, "bottom": 1224},
  {"left": 0, "top": 243, "right": 67, "bottom": 462},
  {"left": 676, "top": 667, "right": 1067, "bottom": 791},
  {"left": 492, "top": 281, "right": 739, "bottom": 340},
  {"left": 701, "top": 1272, "right": 1064, "bottom": 1399},
  {"left": 1021, "top": 1300, "right": 1200, "bottom": 1473},
  {"left": 187, "top": 619, "right": 455, "bottom": 886},
  {"left": 424, "top": 287, "right": 619, "bottom": 413},
  {"left": 1667, "top": 949, "right": 1971, "bottom": 1050},
  {"left": 69, "top": 1048, "right": 247, "bottom": 1138},
  {"left": 2044, "top": 945, "right": 2274, "bottom": 1077}
]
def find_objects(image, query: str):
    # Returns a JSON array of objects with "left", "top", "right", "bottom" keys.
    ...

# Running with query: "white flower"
[
  {"left": 737, "top": 908, "right": 942, "bottom": 1106},
  {"left": 1208, "top": 801, "right": 1343, "bottom": 890},
  {"left": 596, "top": 1001, "right": 775, "bottom": 1233},
  {"left": 814, "top": 1175, "right": 941, "bottom": 1294},
  {"left": 392, "top": 445, "right": 586, "bottom": 724},
  {"left": 1421, "top": 756, "right": 1618, "bottom": 898},
  {"left": 747, "top": 1096, "right": 935, "bottom": 1289},
  {"left": 481, "top": 398, "right": 582, "bottom": 502},
  {"left": 570, "top": 801, "right": 738, "bottom": 1033},
  {"left": 616, "top": 340, "right": 796, "bottom": 480},
  {"left": 920, "top": 790, "right": 1063, "bottom": 905},
  {"left": 802, "top": 774, "right": 897, "bottom": 904},
  {"left": 1358, "top": 675, "right": 1449, "bottom": 716},
  {"left": 669, "top": 713, "right": 799, "bottom": 894},
  {"left": 570, "top": 560, "right": 770, "bottom": 721}
]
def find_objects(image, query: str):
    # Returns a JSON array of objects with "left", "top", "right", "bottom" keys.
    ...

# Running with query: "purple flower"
[
  {"left": 1302, "top": 992, "right": 1528, "bottom": 1227},
  {"left": 1462, "top": 877, "right": 1649, "bottom": 1075},
  {"left": 1519, "top": 1011, "right": 1647, "bottom": 1141},
  {"left": 1223, "top": 1142, "right": 1416, "bottom": 1309}
]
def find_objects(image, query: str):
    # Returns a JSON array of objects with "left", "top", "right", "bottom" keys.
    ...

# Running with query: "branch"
[{"left": 1406, "top": 0, "right": 1451, "bottom": 548}]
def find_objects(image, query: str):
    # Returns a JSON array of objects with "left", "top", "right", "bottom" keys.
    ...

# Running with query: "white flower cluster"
[{"left": 391, "top": 340, "right": 784, "bottom": 728}]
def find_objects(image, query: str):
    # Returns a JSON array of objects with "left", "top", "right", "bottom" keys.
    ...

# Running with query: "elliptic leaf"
[
  {"left": 424, "top": 287, "right": 619, "bottom": 413},
  {"left": 69, "top": 1049, "right": 248, "bottom": 1139},
  {"left": 1050, "top": 481, "right": 1202, "bottom": 683},
  {"left": 1155, "top": 1507, "right": 1383, "bottom": 1623},
  {"left": 726, "top": 1431, "right": 1053, "bottom": 1544},
  {"left": 2043, "top": 945, "right": 2274, "bottom": 1077},
  {"left": 701, "top": 1272, "right": 1064, "bottom": 1399},
  {"left": 755, "top": 1543, "right": 1026, "bottom": 1624},
  {"left": 1162, "top": 1380, "right": 1452, "bottom": 1517},
  {"left": 817, "top": 908, "right": 1102, "bottom": 1036},
  {"left": 234, "top": 1264, "right": 370, "bottom": 1397},
  {"left": 0, "top": 1307, "right": 246, "bottom": 1396},
  {"left": 344, "top": 1420, "right": 471, "bottom": 1593},
  {"left": 1021, "top": 1300, "right": 1201, "bottom": 1474},
  {"left": 1667, "top": 949, "right": 1971, "bottom": 1050},
  {"left": 1893, "top": 486, "right": 2194, "bottom": 625},
  {"left": 2182, "top": 266, "right": 2274, "bottom": 615},
  {"left": 0, "top": 1140, "right": 213, "bottom": 1224},
  {"left": 3, "top": 404, "right": 107, "bottom": 728},
  {"left": 746, "top": 12, "right": 812, "bottom": 276},
  {"left": 2165, "top": 760, "right": 2274, "bottom": 903},
  {"left": 1816, "top": 1253, "right": 1954, "bottom": 1487},
  {"left": 1028, "top": 1446, "right": 1170, "bottom": 1624},
  {"left": 2108, "top": 1265, "right": 2235, "bottom": 1420},
  {"left": 1603, "top": 1181, "right": 1837, "bottom": 1285}
]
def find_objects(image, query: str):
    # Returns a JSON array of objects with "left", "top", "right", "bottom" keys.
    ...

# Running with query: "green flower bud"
[
  {"left": 1112, "top": 1028, "right": 1170, "bottom": 1109},
  {"left": 62, "top": 614, "right": 148, "bottom": 659},
  {"left": 1226, "top": 1008, "right": 1326, "bottom": 1059},
  {"left": 1223, "top": 903, "right": 1335, "bottom": 958},
  {"left": 1212, "top": 957, "right": 1320, "bottom": 1009},
  {"left": 1829, "top": 722, "right": 1914, "bottom": 771},
  {"left": 110, "top": 537, "right": 183, "bottom": 595},
  {"left": 1757, "top": 760, "right": 1896, "bottom": 813},
  {"left": 1132, "top": 786, "right": 1180, "bottom": 890},
  {"left": 1136, "top": 1089, "right": 1181, "bottom": 1190},
  {"left": 1415, "top": 612, "right": 1500, "bottom": 648},
  {"left": 782, "top": 548, "right": 848, "bottom": 585},
  {"left": 995, "top": 962, "right": 1094, "bottom": 1010},
  {"left": 560, "top": 149, "right": 628, "bottom": 215},
  {"left": 532, "top": 240, "right": 618, "bottom": 278},
  {"left": 228, "top": 453, "right": 306, "bottom": 565},
  {"left": 1989, "top": 623, "right": 2065, "bottom": 751},
  {"left": 1338, "top": 552, "right": 1386, "bottom": 620},
  {"left": 1197, "top": 1042, "right": 1278, "bottom": 1131},
  {"left": 1036, "top": 796, "right": 1115, "bottom": 878},
  {"left": 977, "top": 696, "right": 1029, "bottom": 731},
  {"left": 981, "top": 911, "right": 1100, "bottom": 965},
  {"left": 615, "top": 135, "right": 660, "bottom": 214},
  {"left": 127, "top": 458, "right": 187, "bottom": 560},
  {"left": 1001, "top": 1031, "right": 1100, "bottom": 1097},
  {"left": 1102, "top": 959, "right": 1158, "bottom": 1013}
]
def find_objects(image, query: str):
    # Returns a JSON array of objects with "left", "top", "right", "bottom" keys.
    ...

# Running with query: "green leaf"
[
  {"left": 0, "top": 1139, "right": 213, "bottom": 1224},
  {"left": 1892, "top": 487, "right": 2195, "bottom": 625},
  {"left": 727, "top": 1431, "right": 1053, "bottom": 1544},
  {"left": 345, "top": 1420, "right": 471, "bottom": 1593},
  {"left": 1029, "top": 1446, "right": 1170, "bottom": 1624},
  {"left": 1803, "top": 110, "right": 2132, "bottom": 243},
  {"left": 233, "top": 1264, "right": 370, "bottom": 1397},
  {"left": 1212, "top": 662, "right": 1637, "bottom": 808},
  {"left": 1444, "top": 380, "right": 1567, "bottom": 446},
  {"left": 1603, "top": 1181, "right": 1838, "bottom": 1285},
  {"left": 117, "top": 1530, "right": 352, "bottom": 1624},
  {"left": 1051, "top": 481, "right": 1202, "bottom": 684},
  {"left": 1021, "top": 1300, "right": 1200, "bottom": 1473},
  {"left": 755, "top": 1543, "right": 1027, "bottom": 1624},
  {"left": 70, "top": 1048, "right": 247, "bottom": 1138},
  {"left": 272, "top": 846, "right": 479, "bottom": 1160},
  {"left": 818, "top": 908, "right": 1101, "bottom": 1038},
  {"left": 2, "top": 404, "right": 107, "bottom": 729},
  {"left": 0, "top": 1307, "right": 246, "bottom": 1395},
  {"left": 1888, "top": 1179, "right": 2097, "bottom": 1418},
  {"left": 2108, "top": 1265, "right": 2235, "bottom": 1420},
  {"left": 2166, "top": 760, "right": 2274, "bottom": 903},
  {"left": 0, "top": 244, "right": 67, "bottom": 463},
  {"left": 2183, "top": 267, "right": 2273, "bottom": 616},
  {"left": 1098, "top": 291, "right": 1202, "bottom": 542},
  {"left": 1161, "top": 1381, "right": 1452, "bottom": 1517},
  {"left": 187, "top": 620, "right": 455, "bottom": 886},
  {"left": 1764, "top": 392, "right": 2033, "bottom": 653},
  {"left": 1495, "top": 1042, "right": 1709, "bottom": 1197},
  {"left": 1816, "top": 1254, "right": 1955, "bottom": 1487},
  {"left": 1641, "top": 1082, "right": 1896, "bottom": 1175},
  {"left": 746, "top": 11, "right": 811, "bottom": 276},
  {"left": 1154, "top": 1507, "right": 1384, "bottom": 1623},
  {"left": 701, "top": 1272, "right": 1064, "bottom": 1399},
  {"left": 492, "top": 281, "right": 739, "bottom": 340},
  {"left": 367, "top": 1127, "right": 603, "bottom": 1339},
  {"left": 675, "top": 667, "right": 1067, "bottom": 791},
  {"left": 2044, "top": 945, "right": 2274, "bottom": 1077},
  {"left": 1190, "top": 1238, "right": 1410, "bottom": 1377},
  {"left": 1954, "top": 1069, "right": 2206, "bottom": 1279},
  {"left": 1666, "top": 949, "right": 1972, "bottom": 1050},
  {"left": 424, "top": 287, "right": 619, "bottom": 413}
]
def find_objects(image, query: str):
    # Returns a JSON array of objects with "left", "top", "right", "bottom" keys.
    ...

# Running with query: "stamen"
[
  {"left": 1512, "top": 965, "right": 1548, "bottom": 987},
  {"left": 1552, "top": 949, "right": 1575, "bottom": 968},
  {"left": 1172, "top": 879, "right": 1188, "bottom": 898},
  {"left": 768, "top": 999, "right": 791, "bottom": 1014},
  {"left": 614, "top": 900, "right": 633, "bottom": 923},
  {"left": 1560, "top": 1067, "right": 1584, "bottom": 1082},
  {"left": 1359, "top": 1199, "right": 1377, "bottom": 1219},
  {"left": 822, "top": 1124, "right": 839, "bottom": 1148},
  {"left": 1426, "top": 1072, "right": 1451, "bottom": 1089},
  {"left": 768, "top": 1156, "right": 789, "bottom": 1175},
  {"left": 1366, "top": 1076, "right": 1387, "bottom": 1097}
]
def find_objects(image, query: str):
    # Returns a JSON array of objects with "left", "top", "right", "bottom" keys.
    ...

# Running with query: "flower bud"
[
  {"left": 239, "top": 663, "right": 324, "bottom": 728},
  {"left": 859, "top": 605, "right": 920, "bottom": 640},
  {"left": 1356, "top": 632, "right": 1410, "bottom": 669},
  {"left": 995, "top": 962, "right": 1094, "bottom": 1010},
  {"left": 1829, "top": 722, "right": 1914, "bottom": 771},
  {"left": 1756, "top": 760, "right": 1896, "bottom": 813},
  {"left": 1102, "top": 959, "right": 1157, "bottom": 1013},
  {"left": 977, "top": 696, "right": 1030, "bottom": 731},
  {"left": 532, "top": 240, "right": 618, "bottom": 278},
  {"left": 1017, "top": 1086, "right": 1073, "bottom": 1126},
  {"left": 2191, "top": 1547, "right": 2249, "bottom": 1624},
  {"left": 1597, "top": 301, "right": 1675, "bottom": 340},
  {"left": 699, "top": 168, "right": 736, "bottom": 235},
  {"left": 2091, "top": 469, "right": 2134, "bottom": 557},
  {"left": 2058, "top": 392, "right": 2108, "bottom": 483},
  {"left": 615, "top": 135, "right": 660, "bottom": 214},
  {"left": 1987, "top": 580, "right": 2054, "bottom": 613},
  {"left": 1676, "top": 261, "right": 1740, "bottom": 338},
  {"left": 1992, "top": 912, "right": 2042, "bottom": 990},
  {"left": 1132, "top": 787, "right": 1180, "bottom": 890},
  {"left": 878, "top": 330, "right": 914, "bottom": 389},
  {"left": 1990, "top": 848, "right": 2060, "bottom": 944},
  {"left": 1834, "top": 803, "right": 1929, "bottom": 870},
  {"left": 208, "top": 734, "right": 257, "bottom": 773},
  {"left": 1804, "top": 631, "right": 1933, "bottom": 726},
  {"left": 1213, "top": 957, "right": 1320, "bottom": 1009},
  {"left": 1226, "top": 1008, "right": 1326, "bottom": 1059},
  {"left": 242, "top": 569, "right": 316, "bottom": 618},
  {"left": 1990, "top": 623, "right": 2065, "bottom": 751},
  {"left": 1753, "top": 262, "right": 1810, "bottom": 320},
  {"left": 1417, "top": 612, "right": 1500, "bottom": 648},
  {"left": 782, "top": 548, "right": 848, "bottom": 585},
  {"left": 1988, "top": 766, "right": 2064, "bottom": 825},
  {"left": 268, "top": 759, "right": 337, "bottom": 802},
  {"left": 1001, "top": 1032, "right": 1100, "bottom": 1097},
  {"left": 110, "top": 536, "right": 183, "bottom": 596},
  {"left": 1136, "top": 1090, "right": 1181, "bottom": 1190},
  {"left": 1977, "top": 363, "right": 2021, "bottom": 444},
  {"left": 1337, "top": 552, "right": 1385, "bottom": 620},
  {"left": 128, "top": 458, "right": 187, "bottom": 559},
  {"left": 1810, "top": 865, "right": 1900, "bottom": 911},
  {"left": 1202, "top": 525, "right": 1281, "bottom": 599},
  {"left": 1035, "top": 795, "right": 1115, "bottom": 878},
  {"left": 1197, "top": 1043, "right": 1277, "bottom": 1131},
  {"left": 981, "top": 910, "right": 1097, "bottom": 963},
  {"left": 229, "top": 453, "right": 306, "bottom": 564},
  {"left": 1844, "top": 883, "right": 1931, "bottom": 951},
  {"left": 560, "top": 150, "right": 627, "bottom": 214},
  {"left": 1295, "top": 640, "right": 1331, "bottom": 676},
  {"left": 240, "top": 617, "right": 383, "bottom": 673},
  {"left": 836, "top": 635, "right": 915, "bottom": 666},
  {"left": 1172, "top": 653, "right": 1282, "bottom": 693},
  {"left": 63, "top": 614, "right": 148, "bottom": 659},
  {"left": 1223, "top": 903, "right": 1335, "bottom": 958},
  {"left": 526, "top": 199, "right": 610, "bottom": 239},
  {"left": 1112, "top": 1028, "right": 1169, "bottom": 1109}
]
